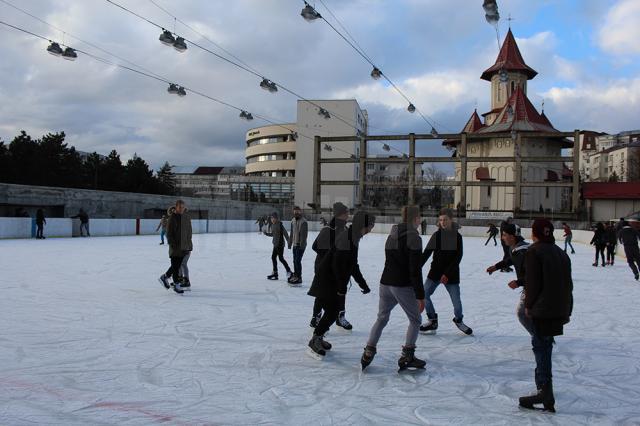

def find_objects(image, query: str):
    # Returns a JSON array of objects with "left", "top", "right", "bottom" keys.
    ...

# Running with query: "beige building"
[
  {"left": 589, "top": 142, "right": 640, "bottom": 182},
  {"left": 245, "top": 124, "right": 297, "bottom": 177}
]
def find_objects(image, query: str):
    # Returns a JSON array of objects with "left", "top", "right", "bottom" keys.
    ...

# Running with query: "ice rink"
[{"left": 1, "top": 231, "right": 640, "bottom": 425}]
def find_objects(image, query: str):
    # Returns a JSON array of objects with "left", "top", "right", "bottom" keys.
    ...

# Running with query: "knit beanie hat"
[
  {"left": 532, "top": 219, "right": 555, "bottom": 243},
  {"left": 332, "top": 202, "right": 348, "bottom": 216},
  {"left": 502, "top": 223, "right": 521, "bottom": 236},
  {"left": 271, "top": 211, "right": 279, "bottom": 219}
]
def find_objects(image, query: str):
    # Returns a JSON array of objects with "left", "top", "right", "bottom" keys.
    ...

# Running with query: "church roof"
[
  {"left": 481, "top": 29, "right": 538, "bottom": 81},
  {"left": 463, "top": 109, "right": 486, "bottom": 133}
]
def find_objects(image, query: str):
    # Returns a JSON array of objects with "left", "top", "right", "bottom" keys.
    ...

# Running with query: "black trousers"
[
  {"left": 314, "top": 295, "right": 340, "bottom": 336},
  {"left": 624, "top": 245, "right": 640, "bottom": 276},
  {"left": 166, "top": 256, "right": 185, "bottom": 282},
  {"left": 313, "top": 293, "right": 345, "bottom": 316},
  {"left": 271, "top": 245, "right": 290, "bottom": 273},
  {"left": 36, "top": 223, "right": 44, "bottom": 238},
  {"left": 606, "top": 244, "right": 616, "bottom": 263},
  {"left": 594, "top": 245, "right": 605, "bottom": 265}
]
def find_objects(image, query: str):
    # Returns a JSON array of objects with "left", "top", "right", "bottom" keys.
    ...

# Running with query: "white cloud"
[{"left": 598, "top": 0, "right": 640, "bottom": 55}]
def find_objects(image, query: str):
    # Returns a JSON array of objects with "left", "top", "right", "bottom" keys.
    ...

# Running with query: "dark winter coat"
[
  {"left": 619, "top": 226, "right": 640, "bottom": 248},
  {"left": 308, "top": 226, "right": 366, "bottom": 298},
  {"left": 290, "top": 217, "right": 308, "bottom": 248},
  {"left": 524, "top": 242, "right": 573, "bottom": 336},
  {"left": 36, "top": 210, "right": 46, "bottom": 226},
  {"left": 590, "top": 228, "right": 607, "bottom": 247},
  {"left": 422, "top": 228, "right": 463, "bottom": 284},
  {"left": 264, "top": 220, "right": 290, "bottom": 248},
  {"left": 494, "top": 237, "right": 529, "bottom": 287},
  {"left": 72, "top": 211, "right": 89, "bottom": 224},
  {"left": 166, "top": 212, "right": 193, "bottom": 257},
  {"left": 606, "top": 227, "right": 617, "bottom": 245},
  {"left": 311, "top": 217, "right": 347, "bottom": 273},
  {"left": 380, "top": 223, "right": 425, "bottom": 300},
  {"left": 487, "top": 224, "right": 498, "bottom": 236}
]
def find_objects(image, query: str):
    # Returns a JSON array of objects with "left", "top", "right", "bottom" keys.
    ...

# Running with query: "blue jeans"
[
  {"left": 532, "top": 331, "right": 554, "bottom": 388},
  {"left": 292, "top": 246, "right": 305, "bottom": 278},
  {"left": 564, "top": 235, "right": 574, "bottom": 253},
  {"left": 423, "top": 278, "right": 463, "bottom": 321},
  {"left": 160, "top": 229, "right": 166, "bottom": 243}
]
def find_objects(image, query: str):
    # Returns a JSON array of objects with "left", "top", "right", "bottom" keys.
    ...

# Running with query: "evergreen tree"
[
  {"left": 8, "top": 131, "right": 38, "bottom": 185},
  {"left": 156, "top": 161, "right": 176, "bottom": 195},
  {"left": 83, "top": 152, "right": 104, "bottom": 190},
  {"left": 124, "top": 153, "right": 156, "bottom": 193},
  {"left": 0, "top": 139, "right": 8, "bottom": 183},
  {"left": 101, "top": 150, "right": 126, "bottom": 191}
]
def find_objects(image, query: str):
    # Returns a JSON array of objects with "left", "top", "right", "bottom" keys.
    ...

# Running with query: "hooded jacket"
[
  {"left": 379, "top": 223, "right": 425, "bottom": 299},
  {"left": 493, "top": 237, "right": 529, "bottom": 287},
  {"left": 422, "top": 228, "right": 463, "bottom": 284},
  {"left": 619, "top": 226, "right": 640, "bottom": 247}
]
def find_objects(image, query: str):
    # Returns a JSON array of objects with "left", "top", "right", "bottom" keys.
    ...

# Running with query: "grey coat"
[
  {"left": 264, "top": 220, "right": 290, "bottom": 248},
  {"left": 290, "top": 217, "right": 308, "bottom": 248}
]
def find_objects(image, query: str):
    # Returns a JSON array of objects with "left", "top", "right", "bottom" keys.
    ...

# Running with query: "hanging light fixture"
[
  {"left": 382, "top": 144, "right": 391, "bottom": 152},
  {"left": 259, "top": 78, "right": 278, "bottom": 93},
  {"left": 482, "top": 0, "right": 498, "bottom": 14},
  {"left": 61, "top": 47, "right": 77, "bottom": 61},
  {"left": 370, "top": 67, "right": 382, "bottom": 80},
  {"left": 167, "top": 83, "right": 179, "bottom": 94},
  {"left": 177, "top": 86, "right": 187, "bottom": 97},
  {"left": 318, "top": 108, "right": 330, "bottom": 119},
  {"left": 46, "top": 41, "right": 63, "bottom": 56},
  {"left": 407, "top": 103, "right": 416, "bottom": 113},
  {"left": 485, "top": 12, "right": 500, "bottom": 25},
  {"left": 173, "top": 36, "right": 187, "bottom": 52},
  {"left": 350, "top": 154, "right": 357, "bottom": 160},
  {"left": 499, "top": 69, "right": 508, "bottom": 83},
  {"left": 239, "top": 110, "right": 254, "bottom": 120},
  {"left": 301, "top": 1, "right": 321, "bottom": 22},
  {"left": 431, "top": 127, "right": 439, "bottom": 138},
  {"left": 159, "top": 30, "right": 175, "bottom": 46},
  {"left": 323, "top": 144, "right": 333, "bottom": 152}
]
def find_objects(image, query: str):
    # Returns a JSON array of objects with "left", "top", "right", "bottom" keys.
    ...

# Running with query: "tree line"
[{"left": 0, "top": 131, "right": 176, "bottom": 195}]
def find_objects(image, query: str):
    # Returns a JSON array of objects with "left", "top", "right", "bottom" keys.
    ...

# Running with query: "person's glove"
[{"left": 360, "top": 283, "right": 371, "bottom": 294}]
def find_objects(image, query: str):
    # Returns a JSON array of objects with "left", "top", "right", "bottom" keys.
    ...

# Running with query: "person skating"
[
  {"left": 499, "top": 217, "right": 514, "bottom": 271},
  {"left": 288, "top": 206, "right": 308, "bottom": 286},
  {"left": 562, "top": 222, "right": 575, "bottom": 254},
  {"left": 158, "top": 200, "right": 192, "bottom": 294},
  {"left": 256, "top": 216, "right": 265, "bottom": 234},
  {"left": 177, "top": 207, "right": 193, "bottom": 291},
  {"left": 35, "top": 209, "right": 46, "bottom": 239},
  {"left": 486, "top": 224, "right": 534, "bottom": 335},
  {"left": 518, "top": 219, "right": 573, "bottom": 413},
  {"left": 263, "top": 212, "right": 292, "bottom": 280},
  {"left": 72, "top": 208, "right": 90, "bottom": 237},
  {"left": 156, "top": 214, "right": 168, "bottom": 245},
  {"left": 605, "top": 222, "right": 617, "bottom": 265},
  {"left": 307, "top": 211, "right": 375, "bottom": 359},
  {"left": 485, "top": 223, "right": 499, "bottom": 246},
  {"left": 590, "top": 222, "right": 607, "bottom": 267},
  {"left": 361, "top": 205, "right": 426, "bottom": 372},
  {"left": 619, "top": 221, "right": 640, "bottom": 280},
  {"left": 420, "top": 208, "right": 472, "bottom": 335}
]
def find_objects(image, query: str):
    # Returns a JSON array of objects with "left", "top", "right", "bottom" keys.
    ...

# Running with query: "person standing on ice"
[
  {"left": 561, "top": 222, "right": 575, "bottom": 254},
  {"left": 158, "top": 200, "right": 192, "bottom": 294},
  {"left": 288, "top": 206, "right": 308, "bottom": 285},
  {"left": 419, "top": 208, "right": 472, "bottom": 335},
  {"left": 605, "top": 222, "right": 617, "bottom": 265},
  {"left": 619, "top": 221, "right": 640, "bottom": 280},
  {"left": 307, "top": 211, "right": 375, "bottom": 358},
  {"left": 263, "top": 212, "right": 292, "bottom": 281},
  {"left": 486, "top": 224, "right": 534, "bottom": 335},
  {"left": 72, "top": 208, "right": 90, "bottom": 237},
  {"left": 178, "top": 206, "right": 193, "bottom": 291},
  {"left": 156, "top": 214, "right": 168, "bottom": 245},
  {"left": 35, "top": 209, "right": 46, "bottom": 239},
  {"left": 360, "top": 205, "right": 426, "bottom": 372},
  {"left": 485, "top": 223, "right": 498, "bottom": 246},
  {"left": 498, "top": 217, "right": 514, "bottom": 272},
  {"left": 590, "top": 222, "right": 607, "bottom": 267},
  {"left": 518, "top": 219, "right": 573, "bottom": 413}
]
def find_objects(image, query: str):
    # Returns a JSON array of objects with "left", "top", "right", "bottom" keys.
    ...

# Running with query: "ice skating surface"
[{"left": 1, "top": 233, "right": 640, "bottom": 425}]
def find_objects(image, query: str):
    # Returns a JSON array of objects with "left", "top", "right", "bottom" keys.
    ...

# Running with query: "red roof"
[
  {"left": 583, "top": 182, "right": 640, "bottom": 200},
  {"left": 540, "top": 110, "right": 553, "bottom": 128},
  {"left": 463, "top": 110, "right": 485, "bottom": 133},
  {"left": 481, "top": 29, "right": 538, "bottom": 81}
]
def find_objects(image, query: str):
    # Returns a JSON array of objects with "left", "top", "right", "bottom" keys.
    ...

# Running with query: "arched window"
[{"left": 511, "top": 81, "right": 515, "bottom": 94}]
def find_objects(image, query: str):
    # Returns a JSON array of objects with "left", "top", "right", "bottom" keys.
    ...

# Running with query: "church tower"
[{"left": 480, "top": 29, "right": 538, "bottom": 126}]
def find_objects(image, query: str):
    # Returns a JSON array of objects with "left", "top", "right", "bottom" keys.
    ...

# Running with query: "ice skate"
[
  {"left": 397, "top": 346, "right": 426, "bottom": 372},
  {"left": 336, "top": 311, "right": 353, "bottom": 331},
  {"left": 519, "top": 382, "right": 555, "bottom": 413},
  {"left": 172, "top": 281, "right": 185, "bottom": 294},
  {"left": 158, "top": 274, "right": 170, "bottom": 289},
  {"left": 309, "top": 313, "right": 321, "bottom": 328},
  {"left": 179, "top": 278, "right": 191, "bottom": 291},
  {"left": 267, "top": 271, "right": 278, "bottom": 280},
  {"left": 419, "top": 314, "right": 438, "bottom": 334},
  {"left": 453, "top": 318, "right": 473, "bottom": 335},
  {"left": 360, "top": 345, "right": 376, "bottom": 371},
  {"left": 307, "top": 335, "right": 326, "bottom": 359}
]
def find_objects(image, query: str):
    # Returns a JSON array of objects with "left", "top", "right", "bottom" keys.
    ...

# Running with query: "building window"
[
  {"left": 545, "top": 187, "right": 549, "bottom": 199},
  {"left": 511, "top": 81, "right": 515, "bottom": 94},
  {"left": 487, "top": 186, "right": 491, "bottom": 197}
]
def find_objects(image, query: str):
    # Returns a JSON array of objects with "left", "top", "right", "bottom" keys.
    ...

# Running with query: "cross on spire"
[{"left": 507, "top": 14, "right": 515, "bottom": 29}]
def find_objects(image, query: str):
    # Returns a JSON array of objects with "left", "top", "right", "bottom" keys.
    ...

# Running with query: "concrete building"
[
  {"left": 445, "top": 29, "right": 571, "bottom": 213},
  {"left": 588, "top": 142, "right": 640, "bottom": 182},
  {"left": 583, "top": 182, "right": 640, "bottom": 222},
  {"left": 245, "top": 99, "right": 367, "bottom": 209},
  {"left": 174, "top": 166, "right": 245, "bottom": 198}
]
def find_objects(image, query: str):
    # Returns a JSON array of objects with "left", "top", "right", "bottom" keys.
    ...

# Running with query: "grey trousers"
[
  {"left": 367, "top": 284, "right": 422, "bottom": 348},
  {"left": 517, "top": 291, "right": 535, "bottom": 335},
  {"left": 180, "top": 252, "right": 190, "bottom": 279}
]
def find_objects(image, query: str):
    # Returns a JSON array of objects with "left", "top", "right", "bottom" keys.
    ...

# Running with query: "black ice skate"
[
  {"left": 307, "top": 335, "right": 326, "bottom": 360},
  {"left": 320, "top": 336, "right": 332, "bottom": 351},
  {"left": 288, "top": 275, "right": 302, "bottom": 287},
  {"left": 419, "top": 314, "right": 438, "bottom": 334},
  {"left": 360, "top": 345, "right": 377, "bottom": 371},
  {"left": 336, "top": 311, "right": 353, "bottom": 330},
  {"left": 309, "top": 313, "right": 321, "bottom": 328},
  {"left": 519, "top": 382, "right": 555, "bottom": 413},
  {"left": 172, "top": 282, "right": 185, "bottom": 294},
  {"left": 179, "top": 278, "right": 191, "bottom": 291},
  {"left": 397, "top": 346, "right": 426, "bottom": 372},
  {"left": 158, "top": 274, "right": 171, "bottom": 289},
  {"left": 453, "top": 317, "right": 473, "bottom": 335},
  {"left": 267, "top": 272, "right": 278, "bottom": 280}
]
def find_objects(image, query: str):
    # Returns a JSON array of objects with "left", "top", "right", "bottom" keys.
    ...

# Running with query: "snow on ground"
[{"left": 1, "top": 231, "right": 640, "bottom": 425}]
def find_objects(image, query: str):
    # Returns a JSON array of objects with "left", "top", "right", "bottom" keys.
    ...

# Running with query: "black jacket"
[
  {"left": 524, "top": 242, "right": 573, "bottom": 336},
  {"left": 380, "top": 223, "right": 425, "bottom": 299},
  {"left": 590, "top": 228, "right": 607, "bottom": 246},
  {"left": 619, "top": 226, "right": 640, "bottom": 247},
  {"left": 308, "top": 226, "right": 366, "bottom": 298},
  {"left": 422, "top": 228, "right": 463, "bottom": 284},
  {"left": 264, "top": 220, "right": 290, "bottom": 248},
  {"left": 311, "top": 217, "right": 347, "bottom": 275},
  {"left": 606, "top": 227, "right": 618, "bottom": 245},
  {"left": 494, "top": 237, "right": 529, "bottom": 287},
  {"left": 166, "top": 212, "right": 193, "bottom": 257}
]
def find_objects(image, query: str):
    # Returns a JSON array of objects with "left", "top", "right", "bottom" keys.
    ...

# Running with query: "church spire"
[{"left": 481, "top": 28, "right": 537, "bottom": 81}]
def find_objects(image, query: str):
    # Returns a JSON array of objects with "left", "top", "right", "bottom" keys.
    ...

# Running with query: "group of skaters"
[
  {"left": 157, "top": 200, "right": 193, "bottom": 294},
  {"left": 301, "top": 203, "right": 572, "bottom": 413},
  {"left": 32, "top": 208, "right": 91, "bottom": 239}
]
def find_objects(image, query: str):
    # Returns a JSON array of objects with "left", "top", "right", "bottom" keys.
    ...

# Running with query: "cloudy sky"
[{"left": 1, "top": 0, "right": 639, "bottom": 169}]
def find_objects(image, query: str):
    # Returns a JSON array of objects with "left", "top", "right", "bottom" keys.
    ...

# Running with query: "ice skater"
[
  {"left": 590, "top": 222, "right": 607, "bottom": 267},
  {"left": 158, "top": 200, "right": 192, "bottom": 294},
  {"left": 361, "top": 205, "right": 426, "bottom": 372},
  {"left": 499, "top": 217, "right": 514, "bottom": 271},
  {"left": 256, "top": 216, "right": 265, "bottom": 233},
  {"left": 518, "top": 219, "right": 573, "bottom": 413},
  {"left": 486, "top": 223, "right": 534, "bottom": 335},
  {"left": 605, "top": 222, "right": 617, "bottom": 265},
  {"left": 307, "top": 211, "right": 375, "bottom": 359},
  {"left": 156, "top": 213, "right": 168, "bottom": 245},
  {"left": 420, "top": 208, "right": 472, "bottom": 335},
  {"left": 561, "top": 222, "right": 575, "bottom": 254},
  {"left": 35, "top": 208, "right": 46, "bottom": 239},
  {"left": 72, "top": 208, "right": 90, "bottom": 237},
  {"left": 485, "top": 223, "right": 498, "bottom": 246},
  {"left": 618, "top": 221, "right": 640, "bottom": 280},
  {"left": 264, "top": 212, "right": 292, "bottom": 280},
  {"left": 288, "top": 206, "right": 308, "bottom": 285}
]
